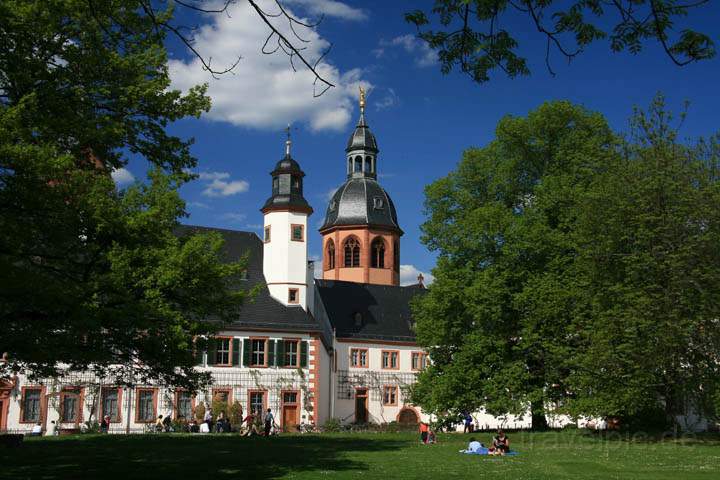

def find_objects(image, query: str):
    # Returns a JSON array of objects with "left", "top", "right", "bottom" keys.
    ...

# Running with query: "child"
[{"left": 419, "top": 421, "right": 429, "bottom": 444}]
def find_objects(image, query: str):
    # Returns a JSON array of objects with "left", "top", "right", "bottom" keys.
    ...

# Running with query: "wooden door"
[
  {"left": 281, "top": 391, "right": 299, "bottom": 431},
  {"left": 355, "top": 388, "right": 368, "bottom": 423}
]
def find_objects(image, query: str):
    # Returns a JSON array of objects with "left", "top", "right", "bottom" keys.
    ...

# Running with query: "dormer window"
[
  {"left": 354, "top": 312, "right": 363, "bottom": 327},
  {"left": 373, "top": 197, "right": 384, "bottom": 209}
]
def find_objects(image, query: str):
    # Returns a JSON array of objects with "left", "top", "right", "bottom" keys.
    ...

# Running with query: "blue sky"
[{"left": 115, "top": 0, "right": 720, "bottom": 284}]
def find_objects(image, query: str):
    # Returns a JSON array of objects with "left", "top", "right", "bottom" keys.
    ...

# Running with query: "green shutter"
[
  {"left": 276, "top": 340, "right": 285, "bottom": 367},
  {"left": 300, "top": 341, "right": 308, "bottom": 368},
  {"left": 232, "top": 338, "right": 240, "bottom": 366},
  {"left": 268, "top": 340, "right": 276, "bottom": 367},
  {"left": 243, "top": 339, "right": 251, "bottom": 366},
  {"left": 207, "top": 338, "right": 217, "bottom": 366}
]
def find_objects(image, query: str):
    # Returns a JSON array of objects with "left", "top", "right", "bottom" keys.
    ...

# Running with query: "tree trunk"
[{"left": 531, "top": 399, "right": 548, "bottom": 430}]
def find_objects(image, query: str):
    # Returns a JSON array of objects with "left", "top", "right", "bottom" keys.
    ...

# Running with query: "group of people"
[
  {"left": 418, "top": 422, "right": 437, "bottom": 444},
  {"left": 190, "top": 405, "right": 278, "bottom": 436},
  {"left": 465, "top": 430, "right": 511, "bottom": 455}
]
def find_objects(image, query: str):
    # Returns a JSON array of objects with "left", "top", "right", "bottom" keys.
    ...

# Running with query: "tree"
[
  {"left": 410, "top": 101, "right": 617, "bottom": 428},
  {"left": 406, "top": 1, "right": 715, "bottom": 84},
  {"left": 0, "top": 1, "right": 249, "bottom": 390},
  {"left": 566, "top": 96, "right": 720, "bottom": 428}
]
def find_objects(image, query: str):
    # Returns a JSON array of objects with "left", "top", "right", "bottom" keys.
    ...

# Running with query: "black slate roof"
[
  {"left": 315, "top": 279, "right": 426, "bottom": 342},
  {"left": 175, "top": 225, "right": 321, "bottom": 332},
  {"left": 346, "top": 117, "right": 378, "bottom": 153},
  {"left": 320, "top": 177, "right": 401, "bottom": 233}
]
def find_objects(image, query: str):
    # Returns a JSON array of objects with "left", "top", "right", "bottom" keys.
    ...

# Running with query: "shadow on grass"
[{"left": 0, "top": 434, "right": 408, "bottom": 479}]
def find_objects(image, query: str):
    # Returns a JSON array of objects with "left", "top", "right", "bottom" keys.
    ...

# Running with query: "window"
[
  {"left": 60, "top": 387, "right": 81, "bottom": 423},
  {"left": 350, "top": 348, "right": 368, "bottom": 368},
  {"left": 272, "top": 177, "right": 279, "bottom": 192},
  {"left": 393, "top": 241, "right": 400, "bottom": 271},
  {"left": 288, "top": 288, "right": 299, "bottom": 304},
  {"left": 353, "top": 312, "right": 363, "bottom": 327},
  {"left": 354, "top": 156, "right": 362, "bottom": 172},
  {"left": 21, "top": 387, "right": 42, "bottom": 423},
  {"left": 326, "top": 239, "right": 335, "bottom": 270},
  {"left": 264, "top": 225, "right": 271, "bottom": 243},
  {"left": 382, "top": 386, "right": 398, "bottom": 406},
  {"left": 343, "top": 237, "right": 360, "bottom": 267},
  {"left": 136, "top": 389, "right": 156, "bottom": 422},
  {"left": 251, "top": 339, "right": 267, "bottom": 367},
  {"left": 102, "top": 388, "right": 121, "bottom": 423},
  {"left": 412, "top": 352, "right": 428, "bottom": 371},
  {"left": 373, "top": 197, "right": 384, "bottom": 209},
  {"left": 292, "top": 176, "right": 301, "bottom": 192},
  {"left": 291, "top": 224, "right": 304, "bottom": 241},
  {"left": 364, "top": 157, "right": 372, "bottom": 173},
  {"left": 284, "top": 340, "right": 299, "bottom": 367},
  {"left": 215, "top": 338, "right": 231, "bottom": 366},
  {"left": 382, "top": 350, "right": 399, "bottom": 370},
  {"left": 371, "top": 237, "right": 385, "bottom": 268},
  {"left": 249, "top": 391, "right": 265, "bottom": 414},
  {"left": 283, "top": 391, "right": 298, "bottom": 404},
  {"left": 176, "top": 391, "right": 193, "bottom": 420}
]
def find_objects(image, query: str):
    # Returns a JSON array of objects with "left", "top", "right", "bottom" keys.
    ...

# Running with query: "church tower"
[
  {"left": 319, "top": 88, "right": 402, "bottom": 286},
  {"left": 262, "top": 130, "right": 313, "bottom": 308}
]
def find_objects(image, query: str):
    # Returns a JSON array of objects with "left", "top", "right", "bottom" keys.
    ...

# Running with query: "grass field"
[{"left": 2, "top": 430, "right": 720, "bottom": 479}]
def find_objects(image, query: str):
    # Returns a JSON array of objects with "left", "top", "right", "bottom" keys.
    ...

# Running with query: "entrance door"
[
  {"left": 355, "top": 388, "right": 368, "bottom": 423},
  {"left": 281, "top": 391, "right": 299, "bottom": 432},
  {"left": 0, "top": 400, "right": 4, "bottom": 431}
]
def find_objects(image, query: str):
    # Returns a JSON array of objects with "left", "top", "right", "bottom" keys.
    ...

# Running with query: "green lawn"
[{"left": 2, "top": 430, "right": 720, "bottom": 479}]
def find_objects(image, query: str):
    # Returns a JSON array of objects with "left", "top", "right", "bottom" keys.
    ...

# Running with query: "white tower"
[{"left": 261, "top": 131, "right": 313, "bottom": 309}]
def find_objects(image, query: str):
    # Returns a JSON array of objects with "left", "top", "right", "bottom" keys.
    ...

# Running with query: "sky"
[{"left": 115, "top": 0, "right": 720, "bottom": 285}]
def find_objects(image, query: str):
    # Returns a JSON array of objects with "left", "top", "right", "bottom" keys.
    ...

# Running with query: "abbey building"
[{"left": 0, "top": 95, "right": 438, "bottom": 434}]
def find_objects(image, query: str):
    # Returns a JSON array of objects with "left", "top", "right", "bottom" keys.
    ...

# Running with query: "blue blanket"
[{"left": 461, "top": 449, "right": 519, "bottom": 456}]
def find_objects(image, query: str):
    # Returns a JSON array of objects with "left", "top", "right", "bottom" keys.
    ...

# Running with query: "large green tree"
[
  {"left": 566, "top": 97, "right": 720, "bottom": 427},
  {"left": 410, "top": 101, "right": 617, "bottom": 428},
  {"left": 0, "top": 1, "right": 247, "bottom": 389},
  {"left": 406, "top": 1, "right": 716, "bottom": 84}
]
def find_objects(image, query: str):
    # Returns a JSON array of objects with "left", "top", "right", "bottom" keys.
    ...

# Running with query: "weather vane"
[
  {"left": 285, "top": 123, "right": 292, "bottom": 156},
  {"left": 359, "top": 85, "right": 366, "bottom": 114}
]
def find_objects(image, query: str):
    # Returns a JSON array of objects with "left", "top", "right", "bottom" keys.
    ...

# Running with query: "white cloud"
[
  {"left": 111, "top": 167, "right": 135, "bottom": 186},
  {"left": 197, "top": 171, "right": 249, "bottom": 197},
  {"left": 284, "top": 0, "right": 368, "bottom": 21},
  {"left": 169, "top": 0, "right": 371, "bottom": 132},
  {"left": 310, "top": 253, "right": 323, "bottom": 278},
  {"left": 218, "top": 212, "right": 247, "bottom": 223},
  {"left": 378, "top": 35, "right": 438, "bottom": 67},
  {"left": 187, "top": 201, "right": 209, "bottom": 209},
  {"left": 320, "top": 185, "right": 341, "bottom": 201},
  {"left": 399, "top": 264, "right": 434, "bottom": 286},
  {"left": 374, "top": 87, "right": 398, "bottom": 111}
]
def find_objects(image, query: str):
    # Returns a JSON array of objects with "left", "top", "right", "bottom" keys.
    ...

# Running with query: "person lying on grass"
[{"left": 489, "top": 429, "right": 510, "bottom": 455}]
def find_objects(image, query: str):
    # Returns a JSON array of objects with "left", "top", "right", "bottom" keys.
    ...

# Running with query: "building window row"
[
  {"left": 263, "top": 224, "right": 306, "bottom": 244},
  {"left": 325, "top": 237, "right": 399, "bottom": 271},
  {"left": 199, "top": 337, "right": 309, "bottom": 369},
  {"left": 349, "top": 349, "right": 428, "bottom": 371}
]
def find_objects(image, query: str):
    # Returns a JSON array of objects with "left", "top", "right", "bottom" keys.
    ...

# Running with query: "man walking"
[{"left": 264, "top": 408, "right": 274, "bottom": 436}]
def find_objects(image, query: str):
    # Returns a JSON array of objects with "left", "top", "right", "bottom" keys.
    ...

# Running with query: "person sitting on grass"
[
  {"left": 427, "top": 428, "right": 437, "bottom": 444},
  {"left": 31, "top": 422, "right": 42, "bottom": 436},
  {"left": 490, "top": 429, "right": 510, "bottom": 455},
  {"left": 100, "top": 415, "right": 110, "bottom": 434},
  {"left": 188, "top": 419, "right": 200, "bottom": 433},
  {"left": 155, "top": 415, "right": 164, "bottom": 432}
]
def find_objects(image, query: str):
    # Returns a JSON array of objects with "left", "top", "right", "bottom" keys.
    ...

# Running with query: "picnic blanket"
[{"left": 460, "top": 448, "right": 519, "bottom": 456}]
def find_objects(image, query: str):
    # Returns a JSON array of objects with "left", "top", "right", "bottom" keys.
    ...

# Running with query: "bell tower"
[
  {"left": 319, "top": 88, "right": 402, "bottom": 286},
  {"left": 261, "top": 129, "right": 313, "bottom": 308}
]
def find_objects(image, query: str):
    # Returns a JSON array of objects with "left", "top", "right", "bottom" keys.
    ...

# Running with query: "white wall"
[{"left": 263, "top": 211, "right": 309, "bottom": 308}]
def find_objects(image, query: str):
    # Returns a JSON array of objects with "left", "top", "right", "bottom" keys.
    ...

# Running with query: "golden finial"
[{"left": 359, "top": 85, "right": 366, "bottom": 114}]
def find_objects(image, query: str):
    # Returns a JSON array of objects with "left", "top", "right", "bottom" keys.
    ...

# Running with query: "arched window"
[
  {"left": 343, "top": 237, "right": 360, "bottom": 267},
  {"left": 371, "top": 237, "right": 385, "bottom": 268},
  {"left": 364, "top": 156, "right": 372, "bottom": 173},
  {"left": 326, "top": 239, "right": 335, "bottom": 270},
  {"left": 347, "top": 158, "right": 352, "bottom": 175},
  {"left": 354, "top": 156, "right": 362, "bottom": 173},
  {"left": 393, "top": 241, "right": 400, "bottom": 271}
]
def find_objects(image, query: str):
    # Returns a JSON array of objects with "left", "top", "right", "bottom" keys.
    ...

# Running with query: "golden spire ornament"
[{"left": 359, "top": 85, "right": 366, "bottom": 114}]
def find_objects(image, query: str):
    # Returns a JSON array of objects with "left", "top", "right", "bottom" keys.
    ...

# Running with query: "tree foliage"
[
  {"left": 411, "top": 97, "right": 720, "bottom": 428},
  {"left": 0, "top": 0, "right": 247, "bottom": 390},
  {"left": 406, "top": 1, "right": 716, "bottom": 83}
]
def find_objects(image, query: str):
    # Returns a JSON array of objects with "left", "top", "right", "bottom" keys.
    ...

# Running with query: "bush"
[
  {"left": 82, "top": 421, "right": 100, "bottom": 434},
  {"left": 229, "top": 401, "right": 244, "bottom": 427},
  {"left": 323, "top": 417, "right": 342, "bottom": 432},
  {"left": 195, "top": 403, "right": 205, "bottom": 423}
]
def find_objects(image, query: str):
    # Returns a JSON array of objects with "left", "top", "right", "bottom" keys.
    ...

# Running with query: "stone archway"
[{"left": 397, "top": 407, "right": 419, "bottom": 425}]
